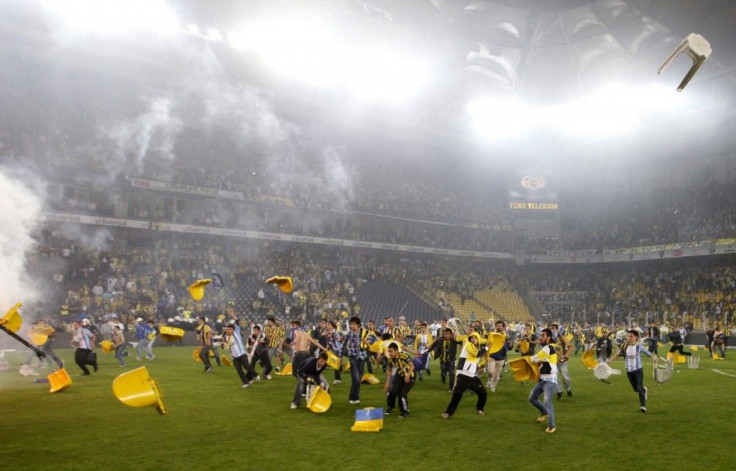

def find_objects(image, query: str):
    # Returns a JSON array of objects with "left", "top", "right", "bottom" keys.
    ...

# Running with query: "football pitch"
[{"left": 0, "top": 347, "right": 733, "bottom": 471}]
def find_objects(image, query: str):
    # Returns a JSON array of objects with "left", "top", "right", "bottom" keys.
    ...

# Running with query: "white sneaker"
[
  {"left": 290, "top": 403, "right": 298, "bottom": 409},
  {"left": 266, "top": 374, "right": 272, "bottom": 380},
  {"left": 486, "top": 380, "right": 492, "bottom": 389},
  {"left": 242, "top": 383, "right": 250, "bottom": 389},
  {"left": 349, "top": 400, "right": 360, "bottom": 405},
  {"left": 333, "top": 380, "right": 341, "bottom": 385},
  {"left": 256, "top": 375, "right": 261, "bottom": 383},
  {"left": 490, "top": 385, "right": 496, "bottom": 392}
]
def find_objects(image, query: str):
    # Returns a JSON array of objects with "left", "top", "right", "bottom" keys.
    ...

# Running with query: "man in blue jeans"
[
  {"left": 528, "top": 328, "right": 558, "bottom": 433},
  {"left": 344, "top": 316, "right": 367, "bottom": 405}
]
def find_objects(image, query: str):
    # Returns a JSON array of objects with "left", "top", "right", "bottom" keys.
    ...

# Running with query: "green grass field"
[{"left": 1, "top": 346, "right": 734, "bottom": 471}]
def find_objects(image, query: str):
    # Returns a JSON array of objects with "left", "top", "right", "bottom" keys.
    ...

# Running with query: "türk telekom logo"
[{"left": 521, "top": 176, "right": 546, "bottom": 190}]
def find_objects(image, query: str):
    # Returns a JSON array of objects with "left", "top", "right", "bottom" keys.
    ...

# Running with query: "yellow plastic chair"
[
  {"left": 48, "top": 368, "right": 72, "bottom": 393},
  {"left": 581, "top": 349, "right": 597, "bottom": 369},
  {"left": 326, "top": 351, "right": 341, "bottom": 370},
  {"left": 112, "top": 366, "right": 168, "bottom": 415},
  {"left": 361, "top": 373, "right": 381, "bottom": 385},
  {"left": 307, "top": 386, "right": 332, "bottom": 413},
  {"left": 221, "top": 356, "right": 232, "bottom": 367},
  {"left": 509, "top": 357, "right": 540, "bottom": 382},
  {"left": 266, "top": 276, "right": 293, "bottom": 294},
  {"left": 487, "top": 333, "right": 506, "bottom": 355},
  {"left": 193, "top": 347, "right": 215, "bottom": 362},
  {"left": 100, "top": 340, "right": 114, "bottom": 354},
  {"left": 1, "top": 303, "right": 23, "bottom": 333},
  {"left": 342, "top": 360, "right": 351, "bottom": 372},
  {"left": 279, "top": 363, "right": 293, "bottom": 375},
  {"left": 188, "top": 279, "right": 211, "bottom": 301},
  {"left": 160, "top": 326, "right": 184, "bottom": 343}
]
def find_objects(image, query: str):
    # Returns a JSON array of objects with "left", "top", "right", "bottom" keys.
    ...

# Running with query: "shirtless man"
[{"left": 281, "top": 320, "right": 326, "bottom": 378}]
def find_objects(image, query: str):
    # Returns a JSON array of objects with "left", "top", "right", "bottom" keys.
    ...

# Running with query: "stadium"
[{"left": 1, "top": 1, "right": 735, "bottom": 470}]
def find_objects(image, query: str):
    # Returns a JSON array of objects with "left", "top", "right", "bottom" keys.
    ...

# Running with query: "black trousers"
[
  {"left": 445, "top": 374, "right": 487, "bottom": 416},
  {"left": 669, "top": 344, "right": 691, "bottom": 355},
  {"left": 387, "top": 377, "right": 415, "bottom": 414},
  {"left": 74, "top": 348, "right": 96, "bottom": 374},
  {"left": 250, "top": 350, "right": 273, "bottom": 376},
  {"left": 233, "top": 354, "right": 256, "bottom": 385},
  {"left": 440, "top": 360, "right": 455, "bottom": 389},
  {"left": 292, "top": 351, "right": 311, "bottom": 377}
]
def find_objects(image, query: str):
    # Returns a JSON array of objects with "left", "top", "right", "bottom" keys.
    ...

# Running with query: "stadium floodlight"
[
  {"left": 341, "top": 47, "right": 432, "bottom": 104},
  {"left": 40, "top": 0, "right": 179, "bottom": 36},
  {"left": 229, "top": 19, "right": 430, "bottom": 103},
  {"left": 466, "top": 96, "right": 530, "bottom": 139},
  {"left": 228, "top": 18, "right": 343, "bottom": 87}
]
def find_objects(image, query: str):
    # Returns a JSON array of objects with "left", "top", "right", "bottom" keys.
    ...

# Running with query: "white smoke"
[
  {"left": 100, "top": 96, "right": 183, "bottom": 178},
  {"left": 0, "top": 170, "right": 43, "bottom": 312}
]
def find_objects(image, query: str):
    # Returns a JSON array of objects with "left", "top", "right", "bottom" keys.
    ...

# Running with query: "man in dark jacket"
[{"left": 427, "top": 328, "right": 460, "bottom": 392}]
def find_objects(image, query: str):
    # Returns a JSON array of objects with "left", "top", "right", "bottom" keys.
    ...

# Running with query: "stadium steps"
[
  {"left": 475, "top": 287, "right": 531, "bottom": 321},
  {"left": 445, "top": 293, "right": 493, "bottom": 323},
  {"left": 355, "top": 282, "right": 441, "bottom": 323}
]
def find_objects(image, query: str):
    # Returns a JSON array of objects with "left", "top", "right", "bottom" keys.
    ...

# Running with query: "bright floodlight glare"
[
  {"left": 228, "top": 18, "right": 343, "bottom": 87},
  {"left": 229, "top": 19, "right": 430, "bottom": 103},
  {"left": 551, "top": 82, "right": 689, "bottom": 138},
  {"left": 467, "top": 97, "right": 530, "bottom": 139},
  {"left": 343, "top": 47, "right": 431, "bottom": 103},
  {"left": 40, "top": 0, "right": 179, "bottom": 36}
]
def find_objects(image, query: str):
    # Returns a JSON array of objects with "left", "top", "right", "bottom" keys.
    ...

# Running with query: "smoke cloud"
[{"left": 0, "top": 169, "right": 43, "bottom": 313}]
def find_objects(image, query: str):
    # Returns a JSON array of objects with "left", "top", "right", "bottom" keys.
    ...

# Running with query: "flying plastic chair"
[
  {"left": 593, "top": 362, "right": 622, "bottom": 384},
  {"left": 112, "top": 366, "right": 168, "bottom": 415},
  {"left": 658, "top": 33, "right": 712, "bottom": 91},
  {"left": 581, "top": 349, "right": 598, "bottom": 369},
  {"left": 266, "top": 276, "right": 293, "bottom": 295},
  {"left": 187, "top": 272, "right": 225, "bottom": 301}
]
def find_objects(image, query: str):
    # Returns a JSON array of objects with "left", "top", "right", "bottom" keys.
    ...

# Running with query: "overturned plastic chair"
[
  {"left": 48, "top": 368, "right": 72, "bottom": 393},
  {"left": 113, "top": 366, "right": 168, "bottom": 415},
  {"left": 361, "top": 373, "right": 381, "bottom": 385},
  {"left": 509, "top": 357, "right": 539, "bottom": 382},
  {"left": 306, "top": 386, "right": 332, "bottom": 414},
  {"left": 160, "top": 326, "right": 184, "bottom": 343},
  {"left": 653, "top": 358, "right": 673, "bottom": 384},
  {"left": 193, "top": 347, "right": 215, "bottom": 362},
  {"left": 594, "top": 363, "right": 622, "bottom": 384},
  {"left": 581, "top": 349, "right": 597, "bottom": 369},
  {"left": 667, "top": 352, "right": 687, "bottom": 364},
  {"left": 688, "top": 356, "right": 700, "bottom": 369},
  {"left": 658, "top": 33, "right": 712, "bottom": 91},
  {"left": 278, "top": 363, "right": 293, "bottom": 375},
  {"left": 221, "top": 356, "right": 232, "bottom": 367}
]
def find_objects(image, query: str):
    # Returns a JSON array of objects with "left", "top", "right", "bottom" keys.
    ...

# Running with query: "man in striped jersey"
[
  {"left": 71, "top": 321, "right": 98, "bottom": 375},
  {"left": 607, "top": 330, "right": 658, "bottom": 413},
  {"left": 384, "top": 342, "right": 415, "bottom": 418},
  {"left": 222, "top": 320, "right": 257, "bottom": 388}
]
